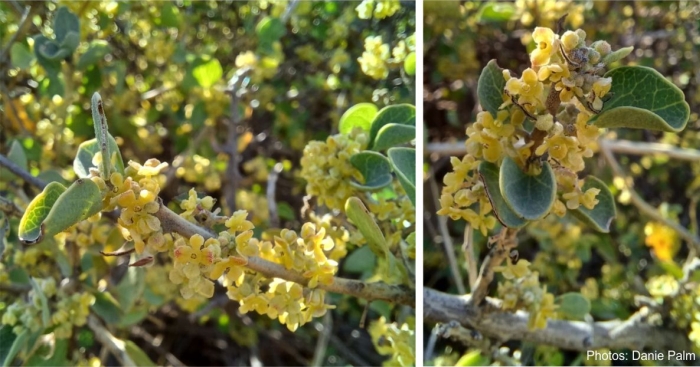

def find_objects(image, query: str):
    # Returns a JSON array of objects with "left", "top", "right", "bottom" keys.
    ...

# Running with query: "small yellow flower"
[
  {"left": 505, "top": 68, "right": 545, "bottom": 106},
  {"left": 561, "top": 31, "right": 579, "bottom": 51},
  {"left": 530, "top": 27, "right": 557, "bottom": 67}
]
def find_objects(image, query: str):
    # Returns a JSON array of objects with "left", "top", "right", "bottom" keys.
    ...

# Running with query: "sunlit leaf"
[
  {"left": 339, "top": 103, "right": 377, "bottom": 134},
  {"left": 18, "top": 182, "right": 67, "bottom": 244}
]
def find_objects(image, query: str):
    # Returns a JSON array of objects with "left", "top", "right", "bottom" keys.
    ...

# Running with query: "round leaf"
[
  {"left": 403, "top": 51, "right": 416, "bottom": 75},
  {"left": 192, "top": 58, "right": 223, "bottom": 88},
  {"left": 387, "top": 147, "right": 416, "bottom": 206},
  {"left": 339, "top": 103, "right": 377, "bottom": 134},
  {"left": 74, "top": 136, "right": 125, "bottom": 178},
  {"left": 372, "top": 123, "right": 416, "bottom": 151},
  {"left": 588, "top": 66, "right": 690, "bottom": 132},
  {"left": 368, "top": 104, "right": 416, "bottom": 149},
  {"left": 477, "top": 59, "right": 506, "bottom": 118},
  {"left": 349, "top": 151, "right": 392, "bottom": 190},
  {"left": 477, "top": 2, "right": 515, "bottom": 23},
  {"left": 499, "top": 157, "right": 556, "bottom": 221},
  {"left": 18, "top": 182, "right": 67, "bottom": 245},
  {"left": 556, "top": 292, "right": 591, "bottom": 320},
  {"left": 256, "top": 17, "right": 286, "bottom": 52},
  {"left": 478, "top": 161, "right": 528, "bottom": 228},
  {"left": 53, "top": 7, "right": 80, "bottom": 44},
  {"left": 571, "top": 176, "right": 616, "bottom": 233}
]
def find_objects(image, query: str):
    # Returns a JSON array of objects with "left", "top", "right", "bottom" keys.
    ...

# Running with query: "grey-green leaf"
[
  {"left": 344, "top": 197, "right": 388, "bottom": 259},
  {"left": 556, "top": 292, "right": 591, "bottom": 319},
  {"left": 368, "top": 104, "right": 416, "bottom": 149},
  {"left": 18, "top": 182, "right": 67, "bottom": 244},
  {"left": 2, "top": 329, "right": 28, "bottom": 367},
  {"left": 372, "top": 123, "right": 415, "bottom": 151},
  {"left": 478, "top": 161, "right": 528, "bottom": 228},
  {"left": 477, "top": 59, "right": 506, "bottom": 117},
  {"left": 10, "top": 43, "right": 34, "bottom": 69},
  {"left": 0, "top": 140, "right": 27, "bottom": 181},
  {"left": 571, "top": 176, "right": 616, "bottom": 233},
  {"left": 53, "top": 7, "right": 80, "bottom": 44},
  {"left": 41, "top": 178, "right": 103, "bottom": 239},
  {"left": 499, "top": 157, "right": 556, "bottom": 221},
  {"left": 387, "top": 147, "right": 416, "bottom": 206},
  {"left": 588, "top": 66, "right": 690, "bottom": 132},
  {"left": 91, "top": 92, "right": 112, "bottom": 178},
  {"left": 349, "top": 151, "right": 393, "bottom": 190},
  {"left": 601, "top": 46, "right": 633, "bottom": 66}
]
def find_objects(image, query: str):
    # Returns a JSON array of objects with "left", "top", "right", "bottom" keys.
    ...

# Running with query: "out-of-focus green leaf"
[
  {"left": 77, "top": 41, "right": 112, "bottom": 71},
  {"left": 192, "top": 58, "right": 223, "bottom": 88},
  {"left": 556, "top": 292, "right": 591, "bottom": 319},
  {"left": 477, "top": 2, "right": 515, "bottom": 23},
  {"left": 10, "top": 43, "right": 34, "bottom": 69},
  {"left": 0, "top": 140, "right": 27, "bottom": 181},
  {"left": 125, "top": 340, "right": 156, "bottom": 366}
]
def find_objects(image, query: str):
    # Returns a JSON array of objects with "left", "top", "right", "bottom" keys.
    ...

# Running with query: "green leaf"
[
  {"left": 29, "top": 278, "right": 50, "bottom": 327},
  {"left": 10, "top": 43, "right": 34, "bottom": 69},
  {"left": 0, "top": 326, "right": 17, "bottom": 366},
  {"left": 157, "top": 1, "right": 181, "bottom": 28},
  {"left": 0, "top": 140, "right": 28, "bottom": 181},
  {"left": 601, "top": 46, "right": 634, "bottom": 66},
  {"left": 588, "top": 66, "right": 690, "bottom": 132},
  {"left": 38, "top": 40, "right": 71, "bottom": 61},
  {"left": 91, "top": 291, "right": 122, "bottom": 324},
  {"left": 387, "top": 147, "right": 416, "bottom": 206},
  {"left": 25, "top": 338, "right": 69, "bottom": 367},
  {"left": 403, "top": 51, "right": 416, "bottom": 76},
  {"left": 33, "top": 35, "right": 61, "bottom": 76},
  {"left": 349, "top": 151, "right": 393, "bottom": 190},
  {"left": 77, "top": 41, "right": 111, "bottom": 71},
  {"left": 339, "top": 103, "right": 377, "bottom": 134},
  {"left": 571, "top": 176, "right": 616, "bottom": 233},
  {"left": 456, "top": 350, "right": 491, "bottom": 366},
  {"left": 499, "top": 157, "right": 556, "bottom": 221},
  {"left": 18, "top": 182, "right": 67, "bottom": 244},
  {"left": 192, "top": 58, "right": 223, "bottom": 88},
  {"left": 91, "top": 92, "right": 112, "bottom": 178},
  {"left": 477, "top": 2, "right": 515, "bottom": 23},
  {"left": 372, "top": 124, "right": 415, "bottom": 151},
  {"left": 59, "top": 31, "right": 80, "bottom": 55},
  {"left": 125, "top": 340, "right": 156, "bottom": 366},
  {"left": 477, "top": 59, "right": 506, "bottom": 118},
  {"left": 53, "top": 7, "right": 80, "bottom": 44},
  {"left": 478, "top": 161, "right": 528, "bottom": 228},
  {"left": 256, "top": 17, "right": 286, "bottom": 52},
  {"left": 0, "top": 212, "right": 7, "bottom": 257},
  {"left": 73, "top": 136, "right": 124, "bottom": 178},
  {"left": 556, "top": 292, "right": 591, "bottom": 319},
  {"left": 342, "top": 245, "right": 376, "bottom": 274},
  {"left": 368, "top": 105, "right": 416, "bottom": 150},
  {"left": 114, "top": 267, "right": 145, "bottom": 313},
  {"left": 43, "top": 178, "right": 102, "bottom": 235},
  {"left": 345, "top": 197, "right": 388, "bottom": 259},
  {"left": 2, "top": 329, "right": 28, "bottom": 367}
]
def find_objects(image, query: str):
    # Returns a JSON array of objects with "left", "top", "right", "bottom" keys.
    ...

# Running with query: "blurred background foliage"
[
  {"left": 424, "top": 1, "right": 700, "bottom": 365},
  {"left": 0, "top": 0, "right": 414, "bottom": 365}
]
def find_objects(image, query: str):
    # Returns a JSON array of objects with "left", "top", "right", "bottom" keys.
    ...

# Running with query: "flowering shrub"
[
  {"left": 426, "top": 2, "right": 698, "bottom": 365},
  {"left": 0, "top": 2, "right": 414, "bottom": 366}
]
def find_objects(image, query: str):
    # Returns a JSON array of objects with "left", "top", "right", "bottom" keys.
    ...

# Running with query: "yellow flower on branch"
[{"left": 530, "top": 27, "right": 557, "bottom": 67}]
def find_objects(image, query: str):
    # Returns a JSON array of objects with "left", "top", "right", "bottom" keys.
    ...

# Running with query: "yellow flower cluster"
[
  {"left": 515, "top": 0, "right": 584, "bottom": 29},
  {"left": 300, "top": 129, "right": 368, "bottom": 211},
  {"left": 1, "top": 278, "right": 93, "bottom": 338},
  {"left": 176, "top": 154, "right": 222, "bottom": 192},
  {"left": 96, "top": 159, "right": 169, "bottom": 256},
  {"left": 496, "top": 259, "right": 557, "bottom": 330},
  {"left": 358, "top": 36, "right": 391, "bottom": 80},
  {"left": 439, "top": 25, "right": 630, "bottom": 229},
  {"left": 356, "top": 0, "right": 401, "bottom": 20},
  {"left": 63, "top": 214, "right": 110, "bottom": 248},
  {"left": 644, "top": 222, "right": 679, "bottom": 262},
  {"left": 369, "top": 316, "right": 415, "bottom": 367}
]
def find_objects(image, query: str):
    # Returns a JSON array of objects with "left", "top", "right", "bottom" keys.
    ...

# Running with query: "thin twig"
[
  {"left": 600, "top": 140, "right": 700, "bottom": 254},
  {"left": 468, "top": 227, "right": 519, "bottom": 307},
  {"left": 0, "top": 5, "right": 31, "bottom": 61},
  {"left": 0, "top": 153, "right": 46, "bottom": 190},
  {"left": 267, "top": 163, "right": 283, "bottom": 228},
  {"left": 310, "top": 312, "right": 333, "bottom": 367},
  {"left": 87, "top": 315, "right": 136, "bottom": 366},
  {"left": 223, "top": 67, "right": 252, "bottom": 213},
  {"left": 428, "top": 175, "right": 466, "bottom": 294},
  {"left": 153, "top": 203, "right": 415, "bottom": 307}
]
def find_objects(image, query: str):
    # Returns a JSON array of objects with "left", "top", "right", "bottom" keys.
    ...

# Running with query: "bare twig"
[
  {"left": 468, "top": 228, "right": 519, "bottom": 307},
  {"left": 223, "top": 67, "right": 252, "bottom": 213},
  {"left": 0, "top": 153, "right": 46, "bottom": 190},
  {"left": 424, "top": 288, "right": 694, "bottom": 352},
  {"left": 600, "top": 140, "right": 700, "bottom": 254},
  {"left": 153, "top": 203, "right": 415, "bottom": 307},
  {"left": 267, "top": 163, "right": 283, "bottom": 228},
  {"left": 310, "top": 312, "right": 333, "bottom": 367},
  {"left": 428, "top": 175, "right": 466, "bottom": 294},
  {"left": 87, "top": 315, "right": 136, "bottom": 366},
  {"left": 0, "top": 5, "right": 31, "bottom": 61}
]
